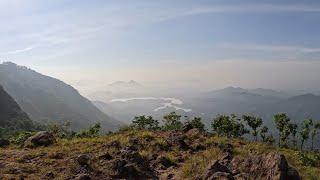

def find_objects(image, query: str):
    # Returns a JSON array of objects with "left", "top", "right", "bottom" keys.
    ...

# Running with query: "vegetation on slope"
[{"left": 0, "top": 112, "right": 319, "bottom": 179}]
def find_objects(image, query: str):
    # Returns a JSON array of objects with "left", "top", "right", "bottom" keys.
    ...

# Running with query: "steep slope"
[
  {"left": 0, "top": 62, "right": 122, "bottom": 131},
  {"left": 0, "top": 85, "right": 34, "bottom": 132}
]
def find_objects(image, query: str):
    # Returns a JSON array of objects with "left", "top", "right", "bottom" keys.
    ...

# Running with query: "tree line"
[{"left": 130, "top": 112, "right": 320, "bottom": 151}]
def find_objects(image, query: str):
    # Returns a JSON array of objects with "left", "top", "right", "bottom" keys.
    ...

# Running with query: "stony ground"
[{"left": 0, "top": 128, "right": 319, "bottom": 179}]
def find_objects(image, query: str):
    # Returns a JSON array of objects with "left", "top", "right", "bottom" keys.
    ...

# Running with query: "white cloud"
[{"left": 0, "top": 45, "right": 36, "bottom": 55}]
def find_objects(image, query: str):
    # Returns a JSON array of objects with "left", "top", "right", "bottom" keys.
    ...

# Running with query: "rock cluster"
[{"left": 204, "top": 152, "right": 301, "bottom": 180}]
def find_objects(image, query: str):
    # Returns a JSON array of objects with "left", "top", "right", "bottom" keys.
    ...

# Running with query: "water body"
[{"left": 110, "top": 97, "right": 192, "bottom": 112}]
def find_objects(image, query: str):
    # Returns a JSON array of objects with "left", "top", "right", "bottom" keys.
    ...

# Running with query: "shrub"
[
  {"left": 211, "top": 114, "right": 248, "bottom": 138},
  {"left": 10, "top": 131, "right": 35, "bottom": 146},
  {"left": 76, "top": 123, "right": 101, "bottom": 138},
  {"left": 185, "top": 117, "right": 205, "bottom": 131},
  {"left": 298, "top": 152, "right": 320, "bottom": 167},
  {"left": 47, "top": 122, "right": 75, "bottom": 139},
  {"left": 162, "top": 112, "right": 183, "bottom": 131},
  {"left": 242, "top": 115, "right": 263, "bottom": 141},
  {"left": 132, "top": 115, "right": 159, "bottom": 130}
]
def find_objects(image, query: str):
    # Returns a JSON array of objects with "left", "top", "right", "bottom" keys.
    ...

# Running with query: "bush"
[
  {"left": 47, "top": 122, "right": 75, "bottom": 139},
  {"left": 298, "top": 152, "right": 320, "bottom": 167},
  {"left": 76, "top": 123, "right": 101, "bottom": 138},
  {"left": 211, "top": 114, "right": 248, "bottom": 138},
  {"left": 162, "top": 112, "right": 183, "bottom": 131},
  {"left": 132, "top": 115, "right": 159, "bottom": 130},
  {"left": 10, "top": 131, "right": 35, "bottom": 146},
  {"left": 185, "top": 117, "right": 205, "bottom": 131}
]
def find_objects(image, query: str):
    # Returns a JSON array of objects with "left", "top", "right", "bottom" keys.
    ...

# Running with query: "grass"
[{"left": 0, "top": 130, "right": 319, "bottom": 179}]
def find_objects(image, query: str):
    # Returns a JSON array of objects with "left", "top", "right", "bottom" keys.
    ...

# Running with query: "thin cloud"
[
  {"left": 0, "top": 45, "right": 36, "bottom": 55},
  {"left": 152, "top": 4, "right": 320, "bottom": 22},
  {"left": 214, "top": 43, "right": 320, "bottom": 53}
]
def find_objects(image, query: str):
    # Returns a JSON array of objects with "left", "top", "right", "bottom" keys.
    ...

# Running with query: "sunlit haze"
[{"left": 1, "top": 0, "right": 320, "bottom": 95}]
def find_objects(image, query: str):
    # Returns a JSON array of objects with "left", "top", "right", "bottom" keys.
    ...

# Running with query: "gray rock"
[
  {"left": 77, "top": 154, "right": 90, "bottom": 166},
  {"left": 25, "top": 131, "right": 56, "bottom": 147}
]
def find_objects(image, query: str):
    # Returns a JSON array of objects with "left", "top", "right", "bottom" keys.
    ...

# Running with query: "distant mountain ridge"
[
  {"left": 0, "top": 62, "right": 122, "bottom": 131},
  {"left": 189, "top": 86, "right": 320, "bottom": 128},
  {"left": 108, "top": 80, "right": 141, "bottom": 88},
  {"left": 0, "top": 85, "right": 35, "bottom": 132}
]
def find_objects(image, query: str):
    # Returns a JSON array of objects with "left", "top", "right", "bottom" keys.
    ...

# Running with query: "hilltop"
[{"left": 0, "top": 127, "right": 319, "bottom": 179}]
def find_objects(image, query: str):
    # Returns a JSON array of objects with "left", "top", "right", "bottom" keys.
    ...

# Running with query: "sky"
[{"left": 1, "top": 0, "right": 320, "bottom": 93}]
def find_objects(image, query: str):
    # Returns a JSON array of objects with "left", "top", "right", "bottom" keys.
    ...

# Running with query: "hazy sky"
[{"left": 1, "top": 0, "right": 320, "bottom": 93}]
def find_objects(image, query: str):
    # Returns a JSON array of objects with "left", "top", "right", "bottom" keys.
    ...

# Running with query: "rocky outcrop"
[
  {"left": 204, "top": 152, "right": 301, "bottom": 180},
  {"left": 25, "top": 131, "right": 56, "bottom": 147},
  {"left": 109, "top": 145, "right": 158, "bottom": 179}
]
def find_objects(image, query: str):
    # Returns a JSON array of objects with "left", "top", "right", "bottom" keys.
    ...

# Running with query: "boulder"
[
  {"left": 204, "top": 152, "right": 300, "bottom": 180},
  {"left": 77, "top": 154, "right": 90, "bottom": 166},
  {"left": 0, "top": 138, "right": 10, "bottom": 147},
  {"left": 110, "top": 146, "right": 157, "bottom": 179},
  {"left": 25, "top": 131, "right": 56, "bottom": 147},
  {"left": 231, "top": 152, "right": 300, "bottom": 180}
]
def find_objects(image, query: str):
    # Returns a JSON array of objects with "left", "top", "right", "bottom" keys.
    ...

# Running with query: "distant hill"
[
  {"left": 108, "top": 80, "right": 142, "bottom": 89},
  {"left": 186, "top": 87, "right": 320, "bottom": 128},
  {"left": 0, "top": 85, "right": 35, "bottom": 133},
  {"left": 0, "top": 62, "right": 122, "bottom": 131}
]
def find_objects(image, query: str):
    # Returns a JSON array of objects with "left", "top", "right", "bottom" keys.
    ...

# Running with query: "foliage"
[
  {"left": 311, "top": 121, "right": 320, "bottom": 150},
  {"left": 162, "top": 112, "right": 183, "bottom": 131},
  {"left": 242, "top": 115, "right": 263, "bottom": 141},
  {"left": 185, "top": 117, "right": 205, "bottom": 131},
  {"left": 300, "top": 119, "right": 313, "bottom": 150},
  {"left": 132, "top": 115, "right": 159, "bottom": 130},
  {"left": 298, "top": 152, "right": 320, "bottom": 167},
  {"left": 288, "top": 123, "right": 298, "bottom": 148},
  {"left": 47, "top": 122, "right": 75, "bottom": 139},
  {"left": 10, "top": 131, "right": 35, "bottom": 146},
  {"left": 76, "top": 123, "right": 101, "bottom": 138},
  {"left": 273, "top": 113, "right": 292, "bottom": 147},
  {"left": 211, "top": 114, "right": 248, "bottom": 138}
]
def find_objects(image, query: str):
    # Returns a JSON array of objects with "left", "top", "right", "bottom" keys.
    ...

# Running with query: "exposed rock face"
[
  {"left": 25, "top": 131, "right": 56, "bottom": 147},
  {"left": 0, "top": 139, "right": 10, "bottom": 147},
  {"left": 204, "top": 152, "right": 301, "bottom": 180},
  {"left": 109, "top": 145, "right": 157, "bottom": 179}
]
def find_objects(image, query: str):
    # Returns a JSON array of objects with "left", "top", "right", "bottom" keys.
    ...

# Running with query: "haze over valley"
[{"left": 1, "top": 1, "right": 320, "bottom": 179}]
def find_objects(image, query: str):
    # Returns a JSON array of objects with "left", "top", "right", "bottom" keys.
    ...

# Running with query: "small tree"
[
  {"left": 242, "top": 115, "right": 263, "bottom": 141},
  {"left": 311, "top": 121, "right": 320, "bottom": 151},
  {"left": 76, "top": 123, "right": 101, "bottom": 138},
  {"left": 299, "top": 119, "right": 312, "bottom": 151},
  {"left": 260, "top": 126, "right": 269, "bottom": 142},
  {"left": 162, "top": 112, "right": 183, "bottom": 131},
  {"left": 273, "top": 113, "right": 291, "bottom": 147},
  {"left": 212, "top": 114, "right": 248, "bottom": 138},
  {"left": 259, "top": 126, "right": 275, "bottom": 145},
  {"left": 188, "top": 117, "right": 205, "bottom": 131},
  {"left": 288, "top": 123, "right": 298, "bottom": 149},
  {"left": 132, "top": 115, "right": 159, "bottom": 130}
]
